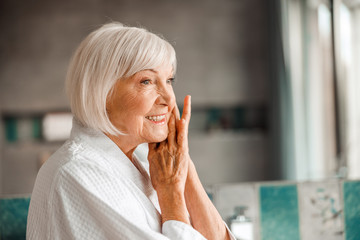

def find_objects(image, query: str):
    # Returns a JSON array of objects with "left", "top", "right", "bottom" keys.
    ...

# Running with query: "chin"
[
  {"left": 151, "top": 134, "right": 167, "bottom": 143},
  {"left": 147, "top": 130, "right": 168, "bottom": 143}
]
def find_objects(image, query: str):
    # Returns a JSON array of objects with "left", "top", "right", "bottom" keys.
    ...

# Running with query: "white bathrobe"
[{"left": 27, "top": 119, "right": 234, "bottom": 239}]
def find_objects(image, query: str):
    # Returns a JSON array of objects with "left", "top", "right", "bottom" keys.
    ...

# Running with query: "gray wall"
[{"left": 0, "top": 0, "right": 270, "bottom": 194}]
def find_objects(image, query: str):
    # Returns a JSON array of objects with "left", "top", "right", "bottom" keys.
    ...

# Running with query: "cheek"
[
  {"left": 108, "top": 92, "right": 140, "bottom": 127},
  {"left": 118, "top": 91, "right": 138, "bottom": 112},
  {"left": 170, "top": 91, "right": 176, "bottom": 106},
  {"left": 123, "top": 94, "right": 156, "bottom": 124}
]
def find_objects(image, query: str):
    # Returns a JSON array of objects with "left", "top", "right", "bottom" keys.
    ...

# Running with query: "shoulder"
[
  {"left": 47, "top": 139, "right": 123, "bottom": 195},
  {"left": 45, "top": 137, "right": 115, "bottom": 178},
  {"left": 34, "top": 139, "right": 105, "bottom": 186},
  {"left": 32, "top": 138, "right": 125, "bottom": 206}
]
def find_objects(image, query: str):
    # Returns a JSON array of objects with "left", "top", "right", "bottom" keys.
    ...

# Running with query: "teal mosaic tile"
[
  {"left": 343, "top": 181, "right": 360, "bottom": 240},
  {"left": 4, "top": 117, "right": 18, "bottom": 142},
  {"left": 0, "top": 197, "right": 30, "bottom": 240},
  {"left": 259, "top": 184, "right": 300, "bottom": 240}
]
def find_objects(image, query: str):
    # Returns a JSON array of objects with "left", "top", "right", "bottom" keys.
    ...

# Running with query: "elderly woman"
[{"left": 27, "top": 23, "right": 234, "bottom": 240}]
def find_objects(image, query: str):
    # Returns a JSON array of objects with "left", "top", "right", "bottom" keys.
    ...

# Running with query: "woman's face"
[{"left": 107, "top": 64, "right": 176, "bottom": 144}]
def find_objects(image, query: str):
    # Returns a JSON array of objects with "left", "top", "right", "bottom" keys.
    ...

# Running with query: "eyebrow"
[
  {"left": 143, "top": 69, "right": 158, "bottom": 74},
  {"left": 142, "top": 69, "right": 174, "bottom": 77}
]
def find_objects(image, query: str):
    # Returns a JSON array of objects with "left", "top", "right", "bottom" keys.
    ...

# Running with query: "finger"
[
  {"left": 167, "top": 114, "right": 176, "bottom": 148},
  {"left": 158, "top": 141, "right": 167, "bottom": 170},
  {"left": 166, "top": 149, "right": 174, "bottom": 171},
  {"left": 174, "top": 96, "right": 191, "bottom": 140},
  {"left": 177, "top": 119, "right": 189, "bottom": 151},
  {"left": 177, "top": 96, "right": 191, "bottom": 148},
  {"left": 173, "top": 103, "right": 181, "bottom": 140},
  {"left": 173, "top": 102, "right": 181, "bottom": 121},
  {"left": 181, "top": 95, "right": 191, "bottom": 124}
]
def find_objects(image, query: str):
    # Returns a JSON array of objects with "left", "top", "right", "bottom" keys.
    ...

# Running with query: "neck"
[{"left": 104, "top": 133, "right": 139, "bottom": 160}]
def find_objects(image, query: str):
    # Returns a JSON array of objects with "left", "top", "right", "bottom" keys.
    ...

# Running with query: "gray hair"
[{"left": 65, "top": 22, "right": 176, "bottom": 135}]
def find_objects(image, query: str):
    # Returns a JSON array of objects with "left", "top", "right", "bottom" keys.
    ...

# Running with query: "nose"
[{"left": 156, "top": 84, "right": 175, "bottom": 110}]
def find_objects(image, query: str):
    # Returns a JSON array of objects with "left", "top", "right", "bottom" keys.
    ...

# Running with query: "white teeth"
[{"left": 146, "top": 115, "right": 165, "bottom": 121}]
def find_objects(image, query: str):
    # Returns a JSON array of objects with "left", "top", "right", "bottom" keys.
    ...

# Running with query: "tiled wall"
[
  {"left": 1, "top": 180, "right": 359, "bottom": 239},
  {"left": 0, "top": 196, "right": 30, "bottom": 240},
  {"left": 343, "top": 181, "right": 360, "bottom": 240},
  {"left": 259, "top": 184, "right": 300, "bottom": 240},
  {"left": 213, "top": 179, "right": 360, "bottom": 240}
]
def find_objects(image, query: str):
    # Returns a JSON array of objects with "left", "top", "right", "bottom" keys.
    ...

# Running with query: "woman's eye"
[
  {"left": 167, "top": 78, "right": 175, "bottom": 85},
  {"left": 140, "top": 79, "right": 151, "bottom": 85}
]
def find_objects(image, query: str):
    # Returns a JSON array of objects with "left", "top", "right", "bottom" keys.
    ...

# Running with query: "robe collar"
[{"left": 69, "top": 118, "right": 161, "bottom": 213}]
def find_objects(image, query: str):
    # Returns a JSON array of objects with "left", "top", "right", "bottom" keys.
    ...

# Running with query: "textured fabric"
[{"left": 27, "top": 119, "right": 211, "bottom": 239}]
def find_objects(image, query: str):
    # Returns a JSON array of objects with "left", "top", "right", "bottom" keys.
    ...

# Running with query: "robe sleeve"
[
  {"left": 47, "top": 158, "right": 206, "bottom": 240},
  {"left": 224, "top": 221, "right": 237, "bottom": 240}
]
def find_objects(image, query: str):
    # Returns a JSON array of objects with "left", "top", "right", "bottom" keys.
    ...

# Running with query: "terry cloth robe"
[{"left": 27, "top": 119, "right": 235, "bottom": 240}]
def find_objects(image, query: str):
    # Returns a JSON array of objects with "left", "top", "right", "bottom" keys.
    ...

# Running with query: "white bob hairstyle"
[{"left": 66, "top": 22, "right": 176, "bottom": 136}]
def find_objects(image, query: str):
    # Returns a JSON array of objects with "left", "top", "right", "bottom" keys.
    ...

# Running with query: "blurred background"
[{"left": 0, "top": 0, "right": 359, "bottom": 195}]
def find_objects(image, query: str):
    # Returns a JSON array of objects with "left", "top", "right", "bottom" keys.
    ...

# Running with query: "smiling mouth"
[{"left": 145, "top": 114, "right": 166, "bottom": 125}]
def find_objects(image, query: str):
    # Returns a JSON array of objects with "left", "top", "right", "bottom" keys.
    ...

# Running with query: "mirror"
[
  {"left": 333, "top": 0, "right": 360, "bottom": 178},
  {"left": 275, "top": 0, "right": 338, "bottom": 180}
]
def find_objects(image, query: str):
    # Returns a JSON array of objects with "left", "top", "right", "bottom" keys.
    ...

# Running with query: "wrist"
[
  {"left": 186, "top": 159, "right": 198, "bottom": 185},
  {"left": 156, "top": 183, "right": 184, "bottom": 196},
  {"left": 156, "top": 188, "right": 189, "bottom": 224},
  {"left": 157, "top": 185, "right": 183, "bottom": 200}
]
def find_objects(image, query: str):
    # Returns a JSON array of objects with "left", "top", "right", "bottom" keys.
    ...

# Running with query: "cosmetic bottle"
[{"left": 229, "top": 206, "right": 253, "bottom": 240}]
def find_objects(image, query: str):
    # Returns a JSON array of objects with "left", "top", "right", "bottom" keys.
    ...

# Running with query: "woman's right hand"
[
  {"left": 148, "top": 96, "right": 192, "bottom": 224},
  {"left": 148, "top": 95, "right": 192, "bottom": 194}
]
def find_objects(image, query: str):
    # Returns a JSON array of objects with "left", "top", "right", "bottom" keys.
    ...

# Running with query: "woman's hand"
[
  {"left": 148, "top": 95, "right": 191, "bottom": 194},
  {"left": 148, "top": 96, "right": 191, "bottom": 224}
]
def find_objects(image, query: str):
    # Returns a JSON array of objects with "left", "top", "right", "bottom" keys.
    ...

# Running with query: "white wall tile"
[{"left": 298, "top": 181, "right": 344, "bottom": 240}]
